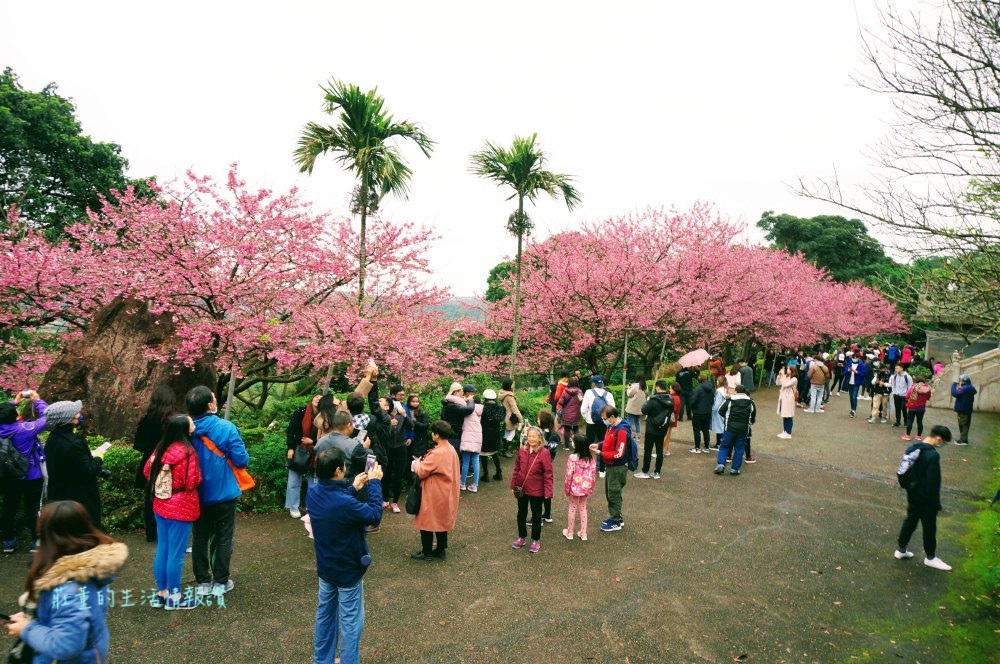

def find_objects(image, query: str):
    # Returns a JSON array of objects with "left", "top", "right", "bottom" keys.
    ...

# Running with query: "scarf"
[
  {"left": 353, "top": 413, "right": 371, "bottom": 431},
  {"left": 301, "top": 403, "right": 315, "bottom": 441}
]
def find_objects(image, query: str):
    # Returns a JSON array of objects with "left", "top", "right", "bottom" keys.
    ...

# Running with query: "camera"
[{"left": 21, "top": 390, "right": 31, "bottom": 398}]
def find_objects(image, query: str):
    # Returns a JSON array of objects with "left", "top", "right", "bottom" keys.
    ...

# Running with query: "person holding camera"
[
  {"left": 308, "top": 447, "right": 384, "bottom": 664},
  {"left": 44, "top": 400, "right": 107, "bottom": 530},
  {"left": 0, "top": 389, "right": 48, "bottom": 554}
]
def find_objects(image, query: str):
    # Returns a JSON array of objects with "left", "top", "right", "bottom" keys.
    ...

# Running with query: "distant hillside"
[{"left": 432, "top": 296, "right": 485, "bottom": 321}]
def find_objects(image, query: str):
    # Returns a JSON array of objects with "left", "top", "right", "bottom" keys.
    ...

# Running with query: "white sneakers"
[
  {"left": 633, "top": 472, "right": 650, "bottom": 479},
  {"left": 923, "top": 557, "right": 952, "bottom": 571},
  {"left": 289, "top": 508, "right": 302, "bottom": 519},
  {"left": 894, "top": 549, "right": 914, "bottom": 559},
  {"left": 776, "top": 432, "right": 791, "bottom": 439}
]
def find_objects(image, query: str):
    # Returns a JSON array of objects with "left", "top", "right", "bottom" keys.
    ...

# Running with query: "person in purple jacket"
[{"left": 0, "top": 389, "right": 48, "bottom": 554}]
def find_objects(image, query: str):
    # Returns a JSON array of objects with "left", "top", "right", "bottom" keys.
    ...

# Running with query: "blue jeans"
[
  {"left": 315, "top": 578, "right": 364, "bottom": 664},
  {"left": 285, "top": 467, "right": 307, "bottom": 510},
  {"left": 847, "top": 384, "right": 860, "bottom": 413},
  {"left": 783, "top": 417, "right": 793, "bottom": 434},
  {"left": 460, "top": 451, "right": 480, "bottom": 487},
  {"left": 626, "top": 414, "right": 641, "bottom": 437},
  {"left": 809, "top": 386, "right": 824, "bottom": 412},
  {"left": 153, "top": 516, "right": 192, "bottom": 594},
  {"left": 717, "top": 432, "right": 747, "bottom": 471}
]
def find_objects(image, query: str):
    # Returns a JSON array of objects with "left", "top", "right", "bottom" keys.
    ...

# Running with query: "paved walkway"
[{"left": 1, "top": 387, "right": 995, "bottom": 662}]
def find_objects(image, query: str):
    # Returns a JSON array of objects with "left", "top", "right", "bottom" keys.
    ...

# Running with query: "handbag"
[
  {"left": 404, "top": 478, "right": 422, "bottom": 515},
  {"left": 200, "top": 435, "right": 255, "bottom": 491},
  {"left": 289, "top": 443, "right": 314, "bottom": 474},
  {"left": 513, "top": 450, "right": 540, "bottom": 499}
]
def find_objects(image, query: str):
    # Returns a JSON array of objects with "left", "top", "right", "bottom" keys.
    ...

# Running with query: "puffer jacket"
[
  {"left": 0, "top": 399, "right": 48, "bottom": 481},
  {"left": 440, "top": 395, "right": 474, "bottom": 439},
  {"left": 905, "top": 383, "right": 932, "bottom": 413},
  {"left": 144, "top": 442, "right": 202, "bottom": 522},
  {"left": 20, "top": 542, "right": 129, "bottom": 664},
  {"left": 460, "top": 402, "right": 484, "bottom": 453},
  {"left": 557, "top": 387, "right": 583, "bottom": 425},
  {"left": 718, "top": 393, "right": 757, "bottom": 436}
]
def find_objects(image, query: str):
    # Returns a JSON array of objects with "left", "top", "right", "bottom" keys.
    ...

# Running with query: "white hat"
[
  {"left": 483, "top": 389, "right": 497, "bottom": 400},
  {"left": 448, "top": 382, "right": 463, "bottom": 394}
]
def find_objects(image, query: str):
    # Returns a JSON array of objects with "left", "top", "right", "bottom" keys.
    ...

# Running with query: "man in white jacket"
[
  {"left": 580, "top": 375, "right": 616, "bottom": 477},
  {"left": 888, "top": 365, "right": 913, "bottom": 428}
]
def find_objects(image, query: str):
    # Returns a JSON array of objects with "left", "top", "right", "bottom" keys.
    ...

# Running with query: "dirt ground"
[{"left": 1, "top": 388, "right": 996, "bottom": 663}]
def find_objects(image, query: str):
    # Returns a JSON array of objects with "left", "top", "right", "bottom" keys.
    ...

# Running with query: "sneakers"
[
  {"left": 894, "top": 549, "right": 914, "bottom": 560},
  {"left": 600, "top": 520, "right": 623, "bottom": 532},
  {"left": 893, "top": 422, "right": 901, "bottom": 428},
  {"left": 410, "top": 551, "right": 434, "bottom": 561},
  {"left": 915, "top": 436, "right": 922, "bottom": 441},
  {"left": 528, "top": 540, "right": 541, "bottom": 553},
  {"left": 714, "top": 464, "right": 726, "bottom": 475},
  {"left": 730, "top": 469, "right": 741, "bottom": 476},
  {"left": 650, "top": 472, "right": 661, "bottom": 479},
  {"left": 598, "top": 471, "right": 606, "bottom": 478},
  {"left": 29, "top": 539, "right": 39, "bottom": 553},
  {"left": 289, "top": 507, "right": 302, "bottom": 519},
  {"left": 195, "top": 583, "right": 213, "bottom": 596},
  {"left": 2, "top": 539, "right": 16, "bottom": 554},
  {"left": 850, "top": 411, "right": 856, "bottom": 418},
  {"left": 562, "top": 528, "right": 573, "bottom": 540},
  {"left": 366, "top": 524, "right": 380, "bottom": 534},
  {"left": 690, "top": 448, "right": 702, "bottom": 454},
  {"left": 777, "top": 432, "right": 791, "bottom": 439},
  {"left": 467, "top": 486, "right": 478, "bottom": 493},
  {"left": 383, "top": 501, "right": 391, "bottom": 507},
  {"left": 165, "top": 594, "right": 198, "bottom": 611},
  {"left": 511, "top": 537, "right": 526, "bottom": 550},
  {"left": 390, "top": 503, "right": 401, "bottom": 513},
  {"left": 867, "top": 417, "right": 875, "bottom": 423},
  {"left": 880, "top": 419, "right": 888, "bottom": 424},
  {"left": 633, "top": 471, "right": 650, "bottom": 478},
  {"left": 923, "top": 557, "right": 952, "bottom": 571},
  {"left": 212, "top": 579, "right": 234, "bottom": 596},
  {"left": 953, "top": 440, "right": 969, "bottom": 446},
  {"left": 459, "top": 485, "right": 466, "bottom": 491},
  {"left": 744, "top": 456, "right": 757, "bottom": 464},
  {"left": 542, "top": 517, "right": 553, "bottom": 523},
  {"left": 901, "top": 434, "right": 911, "bottom": 441},
  {"left": 149, "top": 593, "right": 167, "bottom": 608}
]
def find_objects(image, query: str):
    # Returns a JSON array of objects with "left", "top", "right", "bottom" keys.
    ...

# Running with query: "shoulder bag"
[
  {"left": 200, "top": 435, "right": 255, "bottom": 491},
  {"left": 512, "top": 450, "right": 540, "bottom": 499}
]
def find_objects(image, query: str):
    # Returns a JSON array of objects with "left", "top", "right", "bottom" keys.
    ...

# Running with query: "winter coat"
[
  {"left": 315, "top": 432, "right": 368, "bottom": 478},
  {"left": 407, "top": 408, "right": 430, "bottom": 457},
  {"left": 739, "top": 365, "right": 755, "bottom": 393},
  {"left": 480, "top": 401, "right": 505, "bottom": 455},
  {"left": 872, "top": 371, "right": 892, "bottom": 396},
  {"left": 441, "top": 396, "right": 474, "bottom": 439},
  {"left": 552, "top": 379, "right": 569, "bottom": 407},
  {"left": 308, "top": 477, "right": 382, "bottom": 588},
  {"left": 557, "top": 386, "right": 583, "bottom": 425},
  {"left": 413, "top": 441, "right": 460, "bottom": 532},
  {"left": 641, "top": 392, "right": 675, "bottom": 437},
  {"left": 842, "top": 359, "right": 867, "bottom": 387},
  {"left": 689, "top": 379, "right": 715, "bottom": 416},
  {"left": 776, "top": 374, "right": 797, "bottom": 418},
  {"left": 710, "top": 358, "right": 726, "bottom": 378},
  {"left": 0, "top": 399, "right": 48, "bottom": 481},
  {"left": 625, "top": 383, "right": 647, "bottom": 416},
  {"left": 132, "top": 412, "right": 165, "bottom": 489},
  {"left": 897, "top": 442, "right": 941, "bottom": 508},
  {"left": 718, "top": 393, "right": 757, "bottom": 436},
  {"left": 143, "top": 442, "right": 202, "bottom": 522},
  {"left": 510, "top": 445, "right": 553, "bottom": 498},
  {"left": 563, "top": 453, "right": 597, "bottom": 497},
  {"left": 675, "top": 368, "right": 697, "bottom": 393},
  {"left": 20, "top": 542, "right": 128, "bottom": 664},
  {"left": 725, "top": 373, "right": 741, "bottom": 395},
  {"left": 498, "top": 389, "right": 523, "bottom": 431},
  {"left": 191, "top": 413, "right": 250, "bottom": 505},
  {"left": 808, "top": 362, "right": 829, "bottom": 386},
  {"left": 580, "top": 388, "right": 615, "bottom": 425},
  {"left": 950, "top": 383, "right": 977, "bottom": 414},
  {"left": 44, "top": 427, "right": 103, "bottom": 528},
  {"left": 901, "top": 346, "right": 913, "bottom": 364},
  {"left": 460, "top": 402, "right": 484, "bottom": 453},
  {"left": 905, "top": 383, "right": 932, "bottom": 413},
  {"left": 889, "top": 371, "right": 913, "bottom": 397},
  {"left": 710, "top": 388, "right": 727, "bottom": 434},
  {"left": 285, "top": 405, "right": 319, "bottom": 451},
  {"left": 600, "top": 420, "right": 631, "bottom": 466}
]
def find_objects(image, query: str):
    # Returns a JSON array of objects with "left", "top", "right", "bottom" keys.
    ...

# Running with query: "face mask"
[{"left": 601, "top": 418, "right": 610, "bottom": 426}]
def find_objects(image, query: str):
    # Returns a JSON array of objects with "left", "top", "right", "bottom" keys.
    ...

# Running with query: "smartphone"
[
  {"left": 365, "top": 454, "right": 376, "bottom": 473},
  {"left": 20, "top": 391, "right": 31, "bottom": 398},
  {"left": 355, "top": 429, "right": 368, "bottom": 445},
  {"left": 0, "top": 612, "right": 10, "bottom": 622}
]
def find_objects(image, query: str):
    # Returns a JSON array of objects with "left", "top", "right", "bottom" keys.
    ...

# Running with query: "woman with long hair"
[
  {"left": 144, "top": 414, "right": 202, "bottom": 610},
  {"left": 624, "top": 373, "right": 647, "bottom": 441},
  {"left": 4, "top": 501, "right": 128, "bottom": 662},
  {"left": 133, "top": 385, "right": 178, "bottom": 541},
  {"left": 285, "top": 393, "right": 322, "bottom": 519},
  {"left": 776, "top": 365, "right": 798, "bottom": 439}
]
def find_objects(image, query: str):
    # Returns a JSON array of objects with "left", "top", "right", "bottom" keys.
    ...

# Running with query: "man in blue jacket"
[
  {"left": 185, "top": 386, "right": 250, "bottom": 599},
  {"left": 950, "top": 374, "right": 977, "bottom": 446},
  {"left": 309, "top": 447, "right": 383, "bottom": 664},
  {"left": 842, "top": 353, "right": 867, "bottom": 418}
]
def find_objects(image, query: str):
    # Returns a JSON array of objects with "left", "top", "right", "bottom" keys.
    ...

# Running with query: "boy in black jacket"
[
  {"left": 895, "top": 425, "right": 952, "bottom": 570},
  {"left": 714, "top": 385, "right": 756, "bottom": 476}
]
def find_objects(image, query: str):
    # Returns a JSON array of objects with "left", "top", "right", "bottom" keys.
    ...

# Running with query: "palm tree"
[
  {"left": 470, "top": 134, "right": 580, "bottom": 377},
  {"left": 294, "top": 80, "right": 433, "bottom": 303}
]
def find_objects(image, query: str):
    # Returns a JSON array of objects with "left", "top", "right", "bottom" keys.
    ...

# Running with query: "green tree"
[
  {"left": 470, "top": 134, "right": 580, "bottom": 376},
  {"left": 756, "top": 211, "right": 896, "bottom": 283},
  {"left": 0, "top": 67, "right": 140, "bottom": 237},
  {"left": 294, "top": 80, "right": 434, "bottom": 303},
  {"left": 485, "top": 261, "right": 514, "bottom": 303}
]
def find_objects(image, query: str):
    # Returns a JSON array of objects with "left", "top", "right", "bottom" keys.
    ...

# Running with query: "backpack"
[
  {"left": 621, "top": 422, "right": 639, "bottom": 471},
  {"left": 590, "top": 389, "right": 610, "bottom": 423},
  {"left": 0, "top": 436, "right": 28, "bottom": 481},
  {"left": 887, "top": 345, "right": 900, "bottom": 361},
  {"left": 649, "top": 398, "right": 673, "bottom": 431},
  {"left": 154, "top": 462, "right": 173, "bottom": 499},
  {"left": 481, "top": 402, "right": 506, "bottom": 428}
]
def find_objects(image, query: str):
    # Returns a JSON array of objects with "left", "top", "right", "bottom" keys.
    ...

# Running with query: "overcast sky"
[{"left": 2, "top": 1, "right": 920, "bottom": 295}]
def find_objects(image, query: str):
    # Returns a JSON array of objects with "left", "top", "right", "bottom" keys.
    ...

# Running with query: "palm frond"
[{"left": 469, "top": 133, "right": 581, "bottom": 212}]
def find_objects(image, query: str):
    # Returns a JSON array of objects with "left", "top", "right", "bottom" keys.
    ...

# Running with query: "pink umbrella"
[{"left": 678, "top": 348, "right": 710, "bottom": 368}]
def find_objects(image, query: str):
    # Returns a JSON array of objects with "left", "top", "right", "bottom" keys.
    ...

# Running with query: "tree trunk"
[
  {"left": 358, "top": 193, "right": 368, "bottom": 306},
  {"left": 509, "top": 196, "right": 525, "bottom": 378}
]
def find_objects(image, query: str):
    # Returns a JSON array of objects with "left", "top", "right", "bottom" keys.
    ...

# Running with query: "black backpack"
[{"left": 0, "top": 436, "right": 29, "bottom": 481}]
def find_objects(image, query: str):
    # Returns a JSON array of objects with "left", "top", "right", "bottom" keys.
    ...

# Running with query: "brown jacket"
[
  {"left": 413, "top": 441, "right": 460, "bottom": 532},
  {"left": 808, "top": 362, "right": 829, "bottom": 386},
  {"left": 498, "top": 389, "right": 522, "bottom": 431}
]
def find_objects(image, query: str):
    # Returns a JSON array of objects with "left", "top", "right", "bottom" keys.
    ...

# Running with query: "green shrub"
[
  {"left": 241, "top": 431, "right": 289, "bottom": 514},
  {"left": 98, "top": 443, "right": 144, "bottom": 533}
]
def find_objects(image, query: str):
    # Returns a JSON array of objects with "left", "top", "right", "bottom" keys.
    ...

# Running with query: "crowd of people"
[{"left": 0, "top": 339, "right": 981, "bottom": 663}]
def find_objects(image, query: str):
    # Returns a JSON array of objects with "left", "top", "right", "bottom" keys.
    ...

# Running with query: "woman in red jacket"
[
  {"left": 144, "top": 414, "right": 202, "bottom": 610},
  {"left": 509, "top": 426, "right": 553, "bottom": 554}
]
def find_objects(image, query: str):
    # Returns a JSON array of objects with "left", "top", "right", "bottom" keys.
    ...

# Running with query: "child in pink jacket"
[{"left": 563, "top": 433, "right": 598, "bottom": 541}]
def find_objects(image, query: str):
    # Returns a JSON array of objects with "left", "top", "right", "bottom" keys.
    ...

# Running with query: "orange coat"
[{"left": 413, "top": 441, "right": 460, "bottom": 532}]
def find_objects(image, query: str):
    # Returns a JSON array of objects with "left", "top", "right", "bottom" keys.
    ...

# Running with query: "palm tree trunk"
[
  {"left": 357, "top": 176, "right": 369, "bottom": 307},
  {"left": 509, "top": 196, "right": 524, "bottom": 378}
]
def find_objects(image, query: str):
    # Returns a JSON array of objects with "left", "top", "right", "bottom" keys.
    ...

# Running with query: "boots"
[
  {"left": 492, "top": 455, "right": 502, "bottom": 481},
  {"left": 481, "top": 458, "right": 491, "bottom": 482}
]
